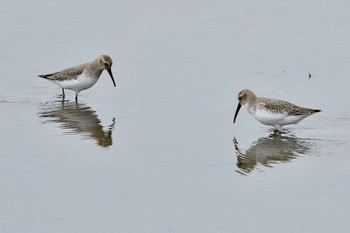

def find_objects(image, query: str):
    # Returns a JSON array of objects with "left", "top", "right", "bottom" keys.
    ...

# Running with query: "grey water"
[{"left": 1, "top": 0, "right": 350, "bottom": 232}]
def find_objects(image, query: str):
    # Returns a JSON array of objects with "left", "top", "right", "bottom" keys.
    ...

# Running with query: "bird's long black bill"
[
  {"left": 233, "top": 103, "right": 242, "bottom": 124},
  {"left": 108, "top": 69, "right": 116, "bottom": 87}
]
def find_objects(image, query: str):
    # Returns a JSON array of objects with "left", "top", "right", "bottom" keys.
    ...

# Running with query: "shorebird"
[
  {"left": 233, "top": 89, "right": 321, "bottom": 131},
  {"left": 38, "top": 55, "right": 116, "bottom": 101}
]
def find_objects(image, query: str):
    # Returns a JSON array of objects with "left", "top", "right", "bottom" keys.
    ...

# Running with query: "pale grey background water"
[{"left": 1, "top": 0, "right": 350, "bottom": 232}]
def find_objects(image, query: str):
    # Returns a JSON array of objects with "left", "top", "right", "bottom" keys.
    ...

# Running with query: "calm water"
[{"left": 1, "top": 0, "right": 350, "bottom": 232}]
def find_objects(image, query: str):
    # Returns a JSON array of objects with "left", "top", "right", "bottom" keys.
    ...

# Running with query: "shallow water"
[{"left": 1, "top": 0, "right": 350, "bottom": 232}]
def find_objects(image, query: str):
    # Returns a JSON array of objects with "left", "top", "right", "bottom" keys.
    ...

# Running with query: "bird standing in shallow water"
[
  {"left": 38, "top": 55, "right": 116, "bottom": 101},
  {"left": 233, "top": 89, "right": 321, "bottom": 131}
]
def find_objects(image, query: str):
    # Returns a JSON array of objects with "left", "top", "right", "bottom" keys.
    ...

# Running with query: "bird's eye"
[{"left": 238, "top": 96, "right": 242, "bottom": 100}]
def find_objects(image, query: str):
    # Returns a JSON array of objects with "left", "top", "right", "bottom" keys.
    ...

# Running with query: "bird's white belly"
[
  {"left": 53, "top": 74, "right": 98, "bottom": 93},
  {"left": 252, "top": 109, "right": 305, "bottom": 126}
]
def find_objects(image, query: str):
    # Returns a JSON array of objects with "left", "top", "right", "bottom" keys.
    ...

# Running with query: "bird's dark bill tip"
[
  {"left": 233, "top": 103, "right": 242, "bottom": 124},
  {"left": 107, "top": 69, "right": 116, "bottom": 87}
]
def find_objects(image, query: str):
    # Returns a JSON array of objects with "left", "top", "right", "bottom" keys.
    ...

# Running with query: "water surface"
[{"left": 1, "top": 1, "right": 350, "bottom": 232}]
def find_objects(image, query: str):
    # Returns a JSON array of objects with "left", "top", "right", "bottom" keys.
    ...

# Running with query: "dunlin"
[
  {"left": 233, "top": 89, "right": 321, "bottom": 131},
  {"left": 38, "top": 55, "right": 116, "bottom": 101}
]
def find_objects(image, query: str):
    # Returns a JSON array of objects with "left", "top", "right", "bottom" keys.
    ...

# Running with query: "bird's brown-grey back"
[
  {"left": 256, "top": 97, "right": 321, "bottom": 116},
  {"left": 38, "top": 63, "right": 89, "bottom": 81},
  {"left": 255, "top": 97, "right": 291, "bottom": 113}
]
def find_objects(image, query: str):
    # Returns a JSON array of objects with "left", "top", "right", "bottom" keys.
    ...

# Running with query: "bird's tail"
[
  {"left": 37, "top": 72, "right": 58, "bottom": 79},
  {"left": 38, "top": 74, "right": 48, "bottom": 78}
]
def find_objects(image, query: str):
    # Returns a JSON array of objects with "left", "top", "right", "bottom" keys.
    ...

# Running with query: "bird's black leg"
[
  {"left": 75, "top": 94, "right": 78, "bottom": 102},
  {"left": 62, "top": 89, "right": 65, "bottom": 99}
]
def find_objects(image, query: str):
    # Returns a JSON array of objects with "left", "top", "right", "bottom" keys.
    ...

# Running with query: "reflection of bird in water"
[
  {"left": 233, "top": 132, "right": 313, "bottom": 175},
  {"left": 38, "top": 101, "right": 116, "bottom": 148}
]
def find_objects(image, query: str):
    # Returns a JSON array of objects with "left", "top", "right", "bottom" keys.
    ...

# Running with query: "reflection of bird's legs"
[
  {"left": 273, "top": 129, "right": 282, "bottom": 135},
  {"left": 62, "top": 89, "right": 65, "bottom": 100},
  {"left": 270, "top": 128, "right": 284, "bottom": 135}
]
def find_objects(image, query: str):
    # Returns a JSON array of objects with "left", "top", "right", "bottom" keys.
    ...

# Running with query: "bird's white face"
[
  {"left": 237, "top": 90, "right": 248, "bottom": 106},
  {"left": 233, "top": 89, "right": 252, "bottom": 123},
  {"left": 100, "top": 55, "right": 113, "bottom": 71},
  {"left": 98, "top": 55, "right": 116, "bottom": 87}
]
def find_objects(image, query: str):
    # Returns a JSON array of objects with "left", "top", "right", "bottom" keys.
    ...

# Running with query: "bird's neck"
[
  {"left": 86, "top": 63, "right": 103, "bottom": 78},
  {"left": 247, "top": 94, "right": 257, "bottom": 110},
  {"left": 92, "top": 70, "right": 103, "bottom": 78}
]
